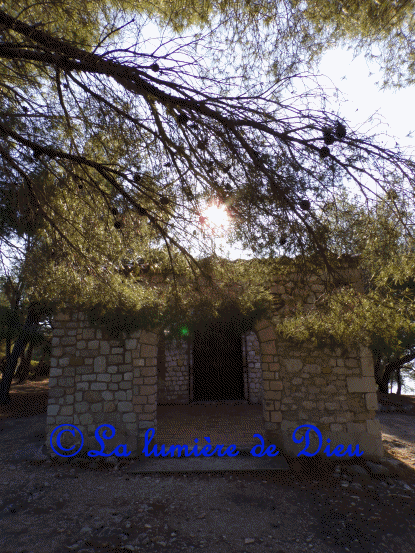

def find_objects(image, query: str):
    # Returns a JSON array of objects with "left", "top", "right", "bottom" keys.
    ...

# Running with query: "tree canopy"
[
  {"left": 1, "top": 2, "right": 413, "bottom": 273},
  {"left": 0, "top": 0, "right": 415, "bottom": 401}
]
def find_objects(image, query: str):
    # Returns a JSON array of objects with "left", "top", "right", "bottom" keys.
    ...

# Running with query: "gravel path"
[{"left": 1, "top": 413, "right": 415, "bottom": 553}]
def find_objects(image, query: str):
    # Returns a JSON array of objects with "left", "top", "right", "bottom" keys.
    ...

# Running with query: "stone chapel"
[{"left": 45, "top": 259, "right": 383, "bottom": 460}]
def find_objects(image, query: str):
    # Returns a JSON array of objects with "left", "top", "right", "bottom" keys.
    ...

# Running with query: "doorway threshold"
[
  {"left": 127, "top": 450, "right": 290, "bottom": 474},
  {"left": 190, "top": 400, "right": 249, "bottom": 406}
]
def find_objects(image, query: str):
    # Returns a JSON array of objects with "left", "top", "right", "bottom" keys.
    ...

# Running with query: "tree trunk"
[
  {"left": 6, "top": 335, "right": 11, "bottom": 364},
  {"left": 15, "top": 341, "right": 34, "bottom": 384},
  {"left": 0, "top": 306, "right": 43, "bottom": 404},
  {"left": 397, "top": 368, "right": 402, "bottom": 395},
  {"left": 377, "top": 351, "right": 415, "bottom": 395},
  {"left": 379, "top": 378, "right": 389, "bottom": 394}
]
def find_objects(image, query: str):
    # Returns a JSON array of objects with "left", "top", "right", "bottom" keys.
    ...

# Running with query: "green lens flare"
[{"left": 180, "top": 326, "right": 189, "bottom": 336}]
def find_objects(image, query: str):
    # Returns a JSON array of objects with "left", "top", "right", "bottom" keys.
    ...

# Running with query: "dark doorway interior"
[{"left": 192, "top": 321, "right": 244, "bottom": 401}]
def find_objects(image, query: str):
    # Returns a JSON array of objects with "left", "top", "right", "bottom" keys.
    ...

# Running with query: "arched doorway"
[{"left": 192, "top": 320, "right": 245, "bottom": 401}]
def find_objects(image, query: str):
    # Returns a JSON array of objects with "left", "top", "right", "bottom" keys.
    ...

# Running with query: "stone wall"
[
  {"left": 46, "top": 263, "right": 383, "bottom": 461},
  {"left": 242, "top": 331, "right": 263, "bottom": 404},
  {"left": 255, "top": 267, "right": 382, "bottom": 459},
  {"left": 158, "top": 339, "right": 189, "bottom": 404},
  {"left": 46, "top": 312, "right": 158, "bottom": 456}
]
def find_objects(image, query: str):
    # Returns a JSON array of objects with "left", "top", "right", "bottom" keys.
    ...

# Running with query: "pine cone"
[
  {"left": 320, "top": 146, "right": 330, "bottom": 159},
  {"left": 335, "top": 122, "right": 346, "bottom": 139}
]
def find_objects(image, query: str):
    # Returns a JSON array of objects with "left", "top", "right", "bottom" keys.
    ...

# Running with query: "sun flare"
[{"left": 202, "top": 203, "right": 230, "bottom": 231}]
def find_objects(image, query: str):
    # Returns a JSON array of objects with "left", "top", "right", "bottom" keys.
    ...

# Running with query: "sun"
[{"left": 202, "top": 203, "right": 230, "bottom": 232}]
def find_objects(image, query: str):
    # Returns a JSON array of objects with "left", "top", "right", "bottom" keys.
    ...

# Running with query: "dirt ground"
[{"left": 1, "top": 381, "right": 415, "bottom": 553}]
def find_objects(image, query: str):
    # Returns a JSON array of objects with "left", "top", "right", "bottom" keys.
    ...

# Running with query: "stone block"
[
  {"left": 140, "top": 367, "right": 156, "bottom": 377},
  {"left": 115, "top": 391, "right": 127, "bottom": 401},
  {"left": 118, "top": 401, "right": 133, "bottom": 412},
  {"left": 347, "top": 422, "right": 366, "bottom": 434},
  {"left": 58, "top": 376, "right": 73, "bottom": 387},
  {"left": 83, "top": 329, "right": 95, "bottom": 340},
  {"left": 54, "top": 312, "right": 71, "bottom": 321},
  {"left": 140, "top": 331, "right": 158, "bottom": 345},
  {"left": 48, "top": 377, "right": 58, "bottom": 387},
  {"left": 49, "top": 388, "right": 65, "bottom": 398},
  {"left": 82, "top": 375, "right": 96, "bottom": 381},
  {"left": 60, "top": 405, "right": 74, "bottom": 416},
  {"left": 325, "top": 402, "right": 340, "bottom": 410},
  {"left": 285, "top": 358, "right": 302, "bottom": 372},
  {"left": 109, "top": 354, "right": 123, "bottom": 364},
  {"left": 254, "top": 319, "right": 270, "bottom": 331},
  {"left": 133, "top": 395, "right": 147, "bottom": 405},
  {"left": 257, "top": 326, "right": 277, "bottom": 343},
  {"left": 97, "top": 374, "right": 111, "bottom": 382},
  {"left": 68, "top": 356, "right": 83, "bottom": 367},
  {"left": 261, "top": 341, "right": 277, "bottom": 355},
  {"left": 345, "top": 358, "right": 359, "bottom": 368},
  {"left": 102, "top": 391, "right": 114, "bottom": 401},
  {"left": 141, "top": 384, "right": 157, "bottom": 396},
  {"left": 93, "top": 356, "right": 106, "bottom": 373},
  {"left": 271, "top": 411, "right": 282, "bottom": 423},
  {"left": 91, "top": 403, "right": 103, "bottom": 413},
  {"left": 270, "top": 381, "right": 283, "bottom": 391},
  {"left": 330, "top": 423, "right": 344, "bottom": 432},
  {"left": 47, "top": 404, "right": 60, "bottom": 416},
  {"left": 141, "top": 344, "right": 157, "bottom": 358},
  {"left": 76, "top": 382, "right": 88, "bottom": 391},
  {"left": 133, "top": 358, "right": 145, "bottom": 367},
  {"left": 64, "top": 367, "right": 75, "bottom": 377},
  {"left": 79, "top": 413, "right": 94, "bottom": 425},
  {"left": 88, "top": 340, "right": 99, "bottom": 350},
  {"left": 62, "top": 336, "right": 76, "bottom": 346},
  {"left": 112, "top": 347, "right": 123, "bottom": 354},
  {"left": 119, "top": 381, "right": 131, "bottom": 390},
  {"left": 55, "top": 416, "right": 73, "bottom": 425},
  {"left": 107, "top": 365, "right": 117, "bottom": 374},
  {"left": 145, "top": 358, "right": 157, "bottom": 367},
  {"left": 104, "top": 402, "right": 116, "bottom": 413},
  {"left": 100, "top": 341, "right": 110, "bottom": 354},
  {"left": 144, "top": 377, "right": 157, "bottom": 385},
  {"left": 84, "top": 391, "right": 102, "bottom": 403},
  {"left": 109, "top": 384, "right": 118, "bottom": 391},
  {"left": 366, "top": 392, "right": 378, "bottom": 411},
  {"left": 264, "top": 391, "right": 281, "bottom": 400},
  {"left": 366, "top": 418, "right": 381, "bottom": 435},
  {"left": 118, "top": 364, "right": 132, "bottom": 373},
  {"left": 125, "top": 351, "right": 132, "bottom": 363},
  {"left": 347, "top": 377, "right": 377, "bottom": 393},
  {"left": 75, "top": 402, "right": 89, "bottom": 414},
  {"left": 302, "top": 401, "right": 316, "bottom": 409},
  {"left": 126, "top": 338, "right": 137, "bottom": 350},
  {"left": 58, "top": 357, "right": 70, "bottom": 367},
  {"left": 123, "top": 372, "right": 133, "bottom": 381},
  {"left": 123, "top": 412, "right": 136, "bottom": 423},
  {"left": 90, "top": 382, "right": 107, "bottom": 391}
]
